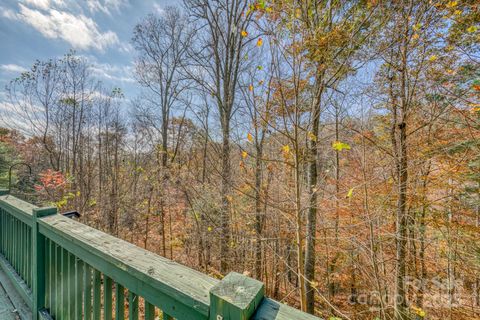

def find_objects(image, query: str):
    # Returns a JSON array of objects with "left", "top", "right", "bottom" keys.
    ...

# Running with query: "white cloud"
[
  {"left": 152, "top": 3, "right": 164, "bottom": 15},
  {"left": 86, "top": 0, "right": 127, "bottom": 15},
  {"left": 0, "top": 6, "right": 19, "bottom": 19},
  {"left": 0, "top": 64, "right": 28, "bottom": 73},
  {"left": 11, "top": 4, "right": 120, "bottom": 51},
  {"left": 23, "top": 0, "right": 51, "bottom": 10},
  {"left": 91, "top": 62, "right": 135, "bottom": 83}
]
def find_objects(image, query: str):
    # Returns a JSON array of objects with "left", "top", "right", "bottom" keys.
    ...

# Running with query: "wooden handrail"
[{"left": 0, "top": 190, "right": 320, "bottom": 320}]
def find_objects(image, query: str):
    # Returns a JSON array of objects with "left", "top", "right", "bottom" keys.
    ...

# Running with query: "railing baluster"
[
  {"left": 144, "top": 301, "right": 155, "bottom": 320},
  {"left": 20, "top": 221, "right": 24, "bottom": 280},
  {"left": 93, "top": 269, "right": 102, "bottom": 320},
  {"left": 115, "top": 283, "right": 125, "bottom": 320},
  {"left": 128, "top": 291, "right": 138, "bottom": 320},
  {"left": 44, "top": 237, "right": 50, "bottom": 309},
  {"left": 12, "top": 218, "right": 15, "bottom": 269},
  {"left": 69, "top": 252, "right": 76, "bottom": 319},
  {"left": 75, "top": 259, "right": 84, "bottom": 320},
  {"left": 57, "top": 244, "right": 63, "bottom": 317},
  {"left": 28, "top": 226, "right": 32, "bottom": 286},
  {"left": 104, "top": 276, "right": 113, "bottom": 320},
  {"left": 48, "top": 239, "right": 54, "bottom": 314},
  {"left": 62, "top": 247, "right": 69, "bottom": 319},
  {"left": 84, "top": 264, "right": 93, "bottom": 320},
  {"left": 51, "top": 242, "right": 58, "bottom": 318}
]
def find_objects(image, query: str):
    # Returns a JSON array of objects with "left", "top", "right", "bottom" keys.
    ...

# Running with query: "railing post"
[
  {"left": 32, "top": 206, "right": 57, "bottom": 320},
  {"left": 209, "top": 272, "right": 265, "bottom": 320}
]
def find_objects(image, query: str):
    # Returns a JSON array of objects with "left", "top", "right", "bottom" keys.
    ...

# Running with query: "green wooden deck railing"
[{"left": 0, "top": 190, "right": 320, "bottom": 320}]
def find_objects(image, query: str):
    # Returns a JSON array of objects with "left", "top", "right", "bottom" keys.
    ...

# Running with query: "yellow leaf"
[
  {"left": 207, "top": 226, "right": 212, "bottom": 232},
  {"left": 247, "top": 133, "right": 253, "bottom": 142},
  {"left": 258, "top": 80, "right": 264, "bottom": 85},
  {"left": 454, "top": 9, "right": 462, "bottom": 15},
  {"left": 467, "top": 26, "right": 478, "bottom": 33},
  {"left": 332, "top": 141, "right": 351, "bottom": 151},
  {"left": 257, "top": 38, "right": 263, "bottom": 47},
  {"left": 411, "top": 306, "right": 426, "bottom": 318},
  {"left": 446, "top": 1, "right": 457, "bottom": 8},
  {"left": 347, "top": 188, "right": 353, "bottom": 198},
  {"left": 412, "top": 33, "right": 419, "bottom": 40},
  {"left": 249, "top": 84, "right": 254, "bottom": 92},
  {"left": 242, "top": 151, "right": 248, "bottom": 159},
  {"left": 308, "top": 132, "right": 317, "bottom": 141},
  {"left": 295, "top": 8, "right": 302, "bottom": 18},
  {"left": 282, "top": 145, "right": 290, "bottom": 154},
  {"left": 428, "top": 55, "right": 438, "bottom": 62},
  {"left": 241, "top": 30, "right": 248, "bottom": 37}
]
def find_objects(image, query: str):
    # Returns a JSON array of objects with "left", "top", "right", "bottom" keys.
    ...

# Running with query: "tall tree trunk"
[
  {"left": 220, "top": 128, "right": 231, "bottom": 273},
  {"left": 475, "top": 184, "right": 480, "bottom": 309},
  {"left": 417, "top": 163, "right": 430, "bottom": 308},
  {"left": 395, "top": 103, "right": 409, "bottom": 320},
  {"left": 305, "top": 87, "right": 322, "bottom": 314},
  {"left": 254, "top": 145, "right": 264, "bottom": 279}
]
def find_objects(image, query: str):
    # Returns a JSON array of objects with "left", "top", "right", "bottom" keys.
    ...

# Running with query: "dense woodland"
[{"left": 0, "top": 1, "right": 479, "bottom": 319}]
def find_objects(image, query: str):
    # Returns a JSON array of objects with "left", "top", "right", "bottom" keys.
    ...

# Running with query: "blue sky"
[{"left": 0, "top": 0, "right": 176, "bottom": 102}]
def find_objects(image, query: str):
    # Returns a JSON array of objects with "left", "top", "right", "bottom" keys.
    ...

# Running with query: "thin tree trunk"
[
  {"left": 254, "top": 145, "right": 264, "bottom": 279},
  {"left": 220, "top": 129, "right": 231, "bottom": 273}
]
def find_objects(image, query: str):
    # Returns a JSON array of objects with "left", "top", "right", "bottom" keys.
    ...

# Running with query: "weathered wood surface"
[
  {"left": 253, "top": 298, "right": 322, "bottom": 320},
  {"left": 210, "top": 272, "right": 264, "bottom": 320},
  {"left": 39, "top": 214, "right": 219, "bottom": 319},
  {"left": 0, "top": 254, "right": 32, "bottom": 309},
  {"left": 0, "top": 261, "right": 31, "bottom": 319},
  {"left": 0, "top": 195, "right": 37, "bottom": 226},
  {"left": 0, "top": 283, "right": 17, "bottom": 320}
]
